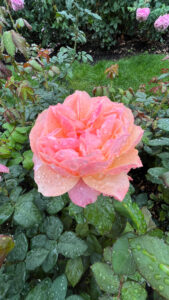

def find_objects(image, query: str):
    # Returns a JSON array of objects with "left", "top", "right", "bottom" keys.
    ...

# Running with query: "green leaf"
[
  {"left": 29, "top": 59, "right": 43, "bottom": 72},
  {"left": 31, "top": 234, "right": 48, "bottom": 249},
  {"left": 3, "top": 31, "right": 16, "bottom": 56},
  {"left": 5, "top": 262, "right": 26, "bottom": 296},
  {"left": 42, "top": 216, "right": 63, "bottom": 240},
  {"left": 11, "top": 131, "right": 27, "bottom": 144},
  {"left": 68, "top": 202, "right": 85, "bottom": 224},
  {"left": 112, "top": 234, "right": 136, "bottom": 275},
  {"left": 58, "top": 232, "right": 87, "bottom": 258},
  {"left": 84, "top": 196, "right": 115, "bottom": 235},
  {"left": 0, "top": 202, "right": 14, "bottom": 225},
  {"left": 65, "top": 257, "right": 84, "bottom": 287},
  {"left": 23, "top": 150, "right": 33, "bottom": 170},
  {"left": 113, "top": 193, "right": 147, "bottom": 234},
  {"left": 129, "top": 235, "right": 169, "bottom": 299},
  {"left": 25, "top": 278, "right": 52, "bottom": 300},
  {"left": 91, "top": 262, "right": 120, "bottom": 294},
  {"left": 7, "top": 233, "right": 28, "bottom": 262},
  {"left": 66, "top": 296, "right": 84, "bottom": 300},
  {"left": 42, "top": 240, "right": 58, "bottom": 273},
  {"left": 26, "top": 248, "right": 49, "bottom": 271},
  {"left": 66, "top": 0, "right": 74, "bottom": 10},
  {"left": 148, "top": 137, "right": 169, "bottom": 146},
  {"left": 121, "top": 281, "right": 147, "bottom": 300},
  {"left": 46, "top": 196, "right": 66, "bottom": 214},
  {"left": 147, "top": 167, "right": 168, "bottom": 184},
  {"left": 159, "top": 171, "right": 169, "bottom": 187},
  {"left": 14, "top": 192, "right": 42, "bottom": 228},
  {"left": 157, "top": 119, "right": 169, "bottom": 132},
  {"left": 48, "top": 274, "right": 67, "bottom": 300},
  {"left": 103, "top": 247, "right": 112, "bottom": 264}
]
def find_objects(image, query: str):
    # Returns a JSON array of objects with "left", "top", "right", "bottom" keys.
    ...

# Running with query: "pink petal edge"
[{"left": 68, "top": 179, "right": 100, "bottom": 207}]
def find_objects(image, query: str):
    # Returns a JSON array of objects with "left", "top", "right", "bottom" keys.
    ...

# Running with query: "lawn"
[{"left": 69, "top": 53, "right": 169, "bottom": 94}]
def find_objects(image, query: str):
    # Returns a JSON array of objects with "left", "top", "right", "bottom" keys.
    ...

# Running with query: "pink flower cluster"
[
  {"left": 154, "top": 14, "right": 169, "bottom": 32},
  {"left": 136, "top": 8, "right": 150, "bottom": 22},
  {"left": 10, "top": 0, "right": 24, "bottom": 11},
  {"left": 30, "top": 91, "right": 143, "bottom": 207}
]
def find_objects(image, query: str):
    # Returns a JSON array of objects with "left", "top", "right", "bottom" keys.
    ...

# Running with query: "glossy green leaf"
[
  {"left": 148, "top": 137, "right": 169, "bottom": 147},
  {"left": 130, "top": 235, "right": 169, "bottom": 299},
  {"left": 48, "top": 274, "right": 67, "bottom": 300},
  {"left": 121, "top": 281, "right": 147, "bottom": 300},
  {"left": 7, "top": 233, "right": 28, "bottom": 262},
  {"left": 58, "top": 232, "right": 87, "bottom": 258},
  {"left": 42, "top": 240, "right": 58, "bottom": 272},
  {"left": 42, "top": 216, "right": 63, "bottom": 240},
  {"left": 26, "top": 248, "right": 49, "bottom": 271},
  {"left": 22, "top": 150, "right": 33, "bottom": 170},
  {"left": 84, "top": 196, "right": 115, "bottom": 235},
  {"left": 91, "top": 262, "right": 120, "bottom": 294},
  {"left": 25, "top": 278, "right": 52, "bottom": 300},
  {"left": 14, "top": 193, "right": 42, "bottom": 228},
  {"left": 112, "top": 234, "right": 136, "bottom": 275},
  {"left": 0, "top": 202, "right": 14, "bottom": 225},
  {"left": 46, "top": 196, "right": 66, "bottom": 214},
  {"left": 113, "top": 193, "right": 147, "bottom": 234},
  {"left": 66, "top": 296, "right": 84, "bottom": 300},
  {"left": 157, "top": 119, "right": 169, "bottom": 132},
  {"left": 3, "top": 31, "right": 16, "bottom": 56},
  {"left": 65, "top": 257, "right": 84, "bottom": 287}
]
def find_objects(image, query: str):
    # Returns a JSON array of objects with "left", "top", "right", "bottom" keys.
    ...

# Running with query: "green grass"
[{"left": 69, "top": 53, "right": 169, "bottom": 95}]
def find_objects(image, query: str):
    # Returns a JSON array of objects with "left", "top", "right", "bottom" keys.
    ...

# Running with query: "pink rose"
[
  {"left": 154, "top": 14, "right": 169, "bottom": 32},
  {"left": 0, "top": 164, "right": 9, "bottom": 181},
  {"left": 10, "top": 0, "right": 24, "bottom": 11},
  {"left": 30, "top": 91, "right": 143, "bottom": 207},
  {"left": 136, "top": 8, "right": 150, "bottom": 22}
]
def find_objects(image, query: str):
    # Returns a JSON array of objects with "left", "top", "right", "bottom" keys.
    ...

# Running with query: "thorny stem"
[{"left": 4, "top": 0, "right": 18, "bottom": 31}]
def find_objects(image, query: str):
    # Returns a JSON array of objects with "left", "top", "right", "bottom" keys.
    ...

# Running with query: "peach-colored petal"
[
  {"left": 64, "top": 91, "right": 92, "bottom": 120},
  {"left": 120, "top": 125, "right": 144, "bottom": 155},
  {"left": 108, "top": 149, "right": 142, "bottom": 175},
  {"left": 83, "top": 172, "right": 129, "bottom": 201},
  {"left": 29, "top": 110, "right": 48, "bottom": 153},
  {"left": 68, "top": 179, "right": 100, "bottom": 207},
  {"left": 34, "top": 163, "right": 79, "bottom": 197}
]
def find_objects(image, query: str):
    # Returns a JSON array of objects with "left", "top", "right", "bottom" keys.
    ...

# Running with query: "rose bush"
[
  {"left": 154, "top": 14, "right": 169, "bottom": 32},
  {"left": 136, "top": 8, "right": 150, "bottom": 22},
  {"left": 30, "top": 91, "right": 143, "bottom": 207}
]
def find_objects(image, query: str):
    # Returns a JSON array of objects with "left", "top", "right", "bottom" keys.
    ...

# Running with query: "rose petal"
[
  {"left": 0, "top": 164, "right": 9, "bottom": 173},
  {"left": 83, "top": 172, "right": 129, "bottom": 201},
  {"left": 108, "top": 149, "right": 142, "bottom": 175},
  {"left": 34, "top": 163, "right": 79, "bottom": 197},
  {"left": 120, "top": 125, "right": 144, "bottom": 154},
  {"left": 68, "top": 179, "right": 100, "bottom": 207},
  {"left": 29, "top": 110, "right": 48, "bottom": 153},
  {"left": 64, "top": 91, "right": 92, "bottom": 120}
]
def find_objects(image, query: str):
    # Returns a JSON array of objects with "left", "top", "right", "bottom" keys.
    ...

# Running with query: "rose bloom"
[
  {"left": 30, "top": 91, "right": 143, "bottom": 207},
  {"left": 136, "top": 8, "right": 150, "bottom": 22},
  {"left": 0, "top": 164, "right": 9, "bottom": 180},
  {"left": 9, "top": 0, "right": 24, "bottom": 11},
  {"left": 154, "top": 14, "right": 169, "bottom": 32}
]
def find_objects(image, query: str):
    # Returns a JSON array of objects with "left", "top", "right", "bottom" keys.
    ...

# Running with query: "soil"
[{"left": 79, "top": 35, "right": 169, "bottom": 62}]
